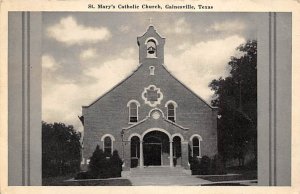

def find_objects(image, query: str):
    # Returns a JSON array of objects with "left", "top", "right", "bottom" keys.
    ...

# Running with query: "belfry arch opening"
[{"left": 146, "top": 39, "right": 157, "bottom": 58}]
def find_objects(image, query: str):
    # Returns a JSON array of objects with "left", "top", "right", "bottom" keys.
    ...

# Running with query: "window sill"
[
  {"left": 167, "top": 119, "right": 176, "bottom": 123},
  {"left": 128, "top": 122, "right": 138, "bottom": 125}
]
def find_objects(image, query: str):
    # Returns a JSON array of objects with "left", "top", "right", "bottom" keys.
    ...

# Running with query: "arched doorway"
[
  {"left": 172, "top": 136, "right": 182, "bottom": 166},
  {"left": 130, "top": 136, "right": 140, "bottom": 168},
  {"left": 143, "top": 131, "right": 170, "bottom": 166}
]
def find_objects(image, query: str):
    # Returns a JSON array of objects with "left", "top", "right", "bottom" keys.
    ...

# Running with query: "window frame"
[
  {"left": 190, "top": 135, "right": 202, "bottom": 158},
  {"left": 104, "top": 136, "right": 112, "bottom": 155},
  {"left": 129, "top": 103, "right": 138, "bottom": 123},
  {"left": 127, "top": 100, "right": 140, "bottom": 124},
  {"left": 165, "top": 100, "right": 178, "bottom": 123},
  {"left": 130, "top": 139, "right": 140, "bottom": 159},
  {"left": 101, "top": 134, "right": 115, "bottom": 155}
]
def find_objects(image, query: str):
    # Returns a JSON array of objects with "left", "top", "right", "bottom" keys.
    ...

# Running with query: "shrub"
[
  {"left": 88, "top": 145, "right": 109, "bottom": 178},
  {"left": 211, "top": 154, "right": 226, "bottom": 175},
  {"left": 199, "top": 156, "right": 211, "bottom": 175},
  {"left": 75, "top": 145, "right": 123, "bottom": 179},
  {"left": 189, "top": 156, "right": 201, "bottom": 175},
  {"left": 190, "top": 155, "right": 212, "bottom": 175},
  {"left": 244, "top": 157, "right": 257, "bottom": 170},
  {"left": 110, "top": 150, "right": 123, "bottom": 177},
  {"left": 75, "top": 171, "right": 96, "bottom": 180}
]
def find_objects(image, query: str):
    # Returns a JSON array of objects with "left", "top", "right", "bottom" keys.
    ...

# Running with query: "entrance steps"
[{"left": 128, "top": 166, "right": 191, "bottom": 177}]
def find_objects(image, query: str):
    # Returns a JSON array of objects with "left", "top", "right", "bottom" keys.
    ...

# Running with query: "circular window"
[{"left": 151, "top": 111, "right": 160, "bottom": 120}]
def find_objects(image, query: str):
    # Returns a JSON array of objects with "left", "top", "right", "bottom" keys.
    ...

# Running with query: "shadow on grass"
[
  {"left": 196, "top": 167, "right": 257, "bottom": 183},
  {"left": 201, "top": 183, "right": 250, "bottom": 186},
  {"left": 43, "top": 174, "right": 132, "bottom": 186}
]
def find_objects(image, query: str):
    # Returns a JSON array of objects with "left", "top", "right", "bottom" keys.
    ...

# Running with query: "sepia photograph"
[{"left": 39, "top": 12, "right": 259, "bottom": 186}]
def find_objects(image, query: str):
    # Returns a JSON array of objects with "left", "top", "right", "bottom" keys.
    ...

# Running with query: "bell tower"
[{"left": 137, "top": 25, "right": 165, "bottom": 65}]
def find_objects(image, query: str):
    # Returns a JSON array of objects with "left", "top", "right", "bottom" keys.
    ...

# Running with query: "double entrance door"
[{"left": 143, "top": 142, "right": 162, "bottom": 166}]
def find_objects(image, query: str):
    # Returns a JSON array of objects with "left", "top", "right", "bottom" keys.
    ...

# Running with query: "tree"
[
  {"left": 42, "top": 121, "right": 82, "bottom": 177},
  {"left": 110, "top": 150, "right": 123, "bottom": 177},
  {"left": 209, "top": 40, "right": 257, "bottom": 167},
  {"left": 87, "top": 147, "right": 122, "bottom": 178},
  {"left": 88, "top": 145, "right": 108, "bottom": 177}
]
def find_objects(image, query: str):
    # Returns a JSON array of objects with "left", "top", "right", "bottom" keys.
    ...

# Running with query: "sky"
[{"left": 42, "top": 12, "right": 258, "bottom": 132}]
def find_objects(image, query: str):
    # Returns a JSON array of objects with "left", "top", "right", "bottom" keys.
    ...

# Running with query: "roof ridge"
[
  {"left": 161, "top": 64, "right": 217, "bottom": 109},
  {"left": 82, "top": 63, "right": 217, "bottom": 110},
  {"left": 82, "top": 64, "right": 142, "bottom": 108}
]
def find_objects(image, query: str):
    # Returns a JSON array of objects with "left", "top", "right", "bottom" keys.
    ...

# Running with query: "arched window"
[
  {"left": 127, "top": 100, "right": 140, "bottom": 123},
  {"left": 167, "top": 103, "right": 175, "bottom": 122},
  {"left": 192, "top": 136, "right": 202, "bottom": 158},
  {"left": 149, "top": 66, "right": 155, "bottom": 75},
  {"left": 104, "top": 136, "right": 112, "bottom": 155},
  {"left": 165, "top": 101, "right": 178, "bottom": 122},
  {"left": 146, "top": 39, "right": 157, "bottom": 58},
  {"left": 192, "top": 137, "right": 200, "bottom": 157},
  {"left": 129, "top": 103, "right": 138, "bottom": 123},
  {"left": 101, "top": 134, "right": 115, "bottom": 156}
]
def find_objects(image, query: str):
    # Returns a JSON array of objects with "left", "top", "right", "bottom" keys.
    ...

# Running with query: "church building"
[{"left": 81, "top": 25, "right": 218, "bottom": 173}]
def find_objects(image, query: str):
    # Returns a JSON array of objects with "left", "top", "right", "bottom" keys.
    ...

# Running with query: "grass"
[
  {"left": 43, "top": 174, "right": 76, "bottom": 186},
  {"left": 201, "top": 183, "right": 251, "bottom": 186},
  {"left": 196, "top": 170, "right": 257, "bottom": 182},
  {"left": 196, "top": 166, "right": 257, "bottom": 184},
  {"left": 43, "top": 174, "right": 132, "bottom": 186}
]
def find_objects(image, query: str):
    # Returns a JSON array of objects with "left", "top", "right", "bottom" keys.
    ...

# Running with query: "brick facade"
[{"left": 81, "top": 25, "right": 218, "bottom": 171}]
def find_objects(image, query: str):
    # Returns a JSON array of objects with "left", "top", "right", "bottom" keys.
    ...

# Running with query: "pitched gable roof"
[
  {"left": 82, "top": 64, "right": 140, "bottom": 108},
  {"left": 82, "top": 63, "right": 217, "bottom": 110}
]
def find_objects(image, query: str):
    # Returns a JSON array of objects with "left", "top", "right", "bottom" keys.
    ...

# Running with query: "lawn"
[
  {"left": 201, "top": 183, "right": 251, "bottom": 186},
  {"left": 196, "top": 166, "right": 257, "bottom": 186},
  {"left": 196, "top": 170, "right": 257, "bottom": 182},
  {"left": 43, "top": 174, "right": 132, "bottom": 186}
]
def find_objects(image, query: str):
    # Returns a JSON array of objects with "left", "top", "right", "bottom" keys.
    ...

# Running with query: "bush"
[
  {"left": 189, "top": 156, "right": 200, "bottom": 175},
  {"left": 211, "top": 154, "right": 226, "bottom": 175},
  {"left": 75, "top": 145, "right": 123, "bottom": 180},
  {"left": 190, "top": 155, "right": 227, "bottom": 175},
  {"left": 110, "top": 150, "right": 123, "bottom": 177},
  {"left": 88, "top": 145, "right": 110, "bottom": 178},
  {"left": 244, "top": 157, "right": 257, "bottom": 170},
  {"left": 75, "top": 171, "right": 96, "bottom": 180},
  {"left": 190, "top": 155, "right": 211, "bottom": 175},
  {"left": 199, "top": 156, "right": 211, "bottom": 175}
]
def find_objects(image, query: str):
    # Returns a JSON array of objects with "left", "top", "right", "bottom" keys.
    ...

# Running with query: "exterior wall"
[
  {"left": 82, "top": 63, "right": 218, "bottom": 161},
  {"left": 82, "top": 26, "right": 218, "bottom": 169}
]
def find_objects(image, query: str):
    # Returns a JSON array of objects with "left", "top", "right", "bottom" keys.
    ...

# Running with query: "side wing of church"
[{"left": 81, "top": 25, "right": 218, "bottom": 172}]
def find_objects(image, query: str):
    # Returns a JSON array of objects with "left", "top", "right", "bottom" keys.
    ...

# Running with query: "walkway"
[{"left": 126, "top": 166, "right": 211, "bottom": 186}]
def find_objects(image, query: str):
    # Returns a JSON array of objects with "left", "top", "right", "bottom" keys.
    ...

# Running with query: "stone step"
[
  {"left": 129, "top": 167, "right": 190, "bottom": 177},
  {"left": 130, "top": 168, "right": 185, "bottom": 173}
]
